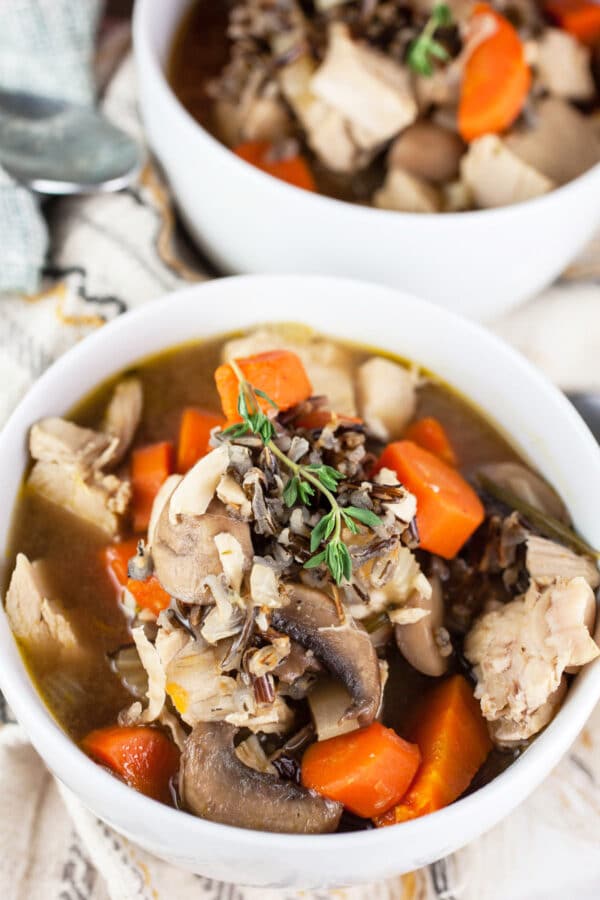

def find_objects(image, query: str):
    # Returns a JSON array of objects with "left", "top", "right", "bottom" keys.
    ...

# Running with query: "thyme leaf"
[
  {"left": 224, "top": 362, "right": 382, "bottom": 584},
  {"left": 407, "top": 4, "right": 452, "bottom": 77}
]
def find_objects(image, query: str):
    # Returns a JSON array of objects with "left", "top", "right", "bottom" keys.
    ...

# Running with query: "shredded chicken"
[
  {"left": 102, "top": 377, "right": 143, "bottom": 466},
  {"left": 374, "top": 169, "right": 441, "bottom": 213},
  {"left": 465, "top": 576, "right": 600, "bottom": 745},
  {"left": 29, "top": 418, "right": 116, "bottom": 475},
  {"left": 355, "top": 357, "right": 417, "bottom": 441},
  {"left": 28, "top": 461, "right": 131, "bottom": 537},
  {"left": 461, "top": 135, "right": 555, "bottom": 209},
  {"left": 5, "top": 554, "right": 82, "bottom": 665}
]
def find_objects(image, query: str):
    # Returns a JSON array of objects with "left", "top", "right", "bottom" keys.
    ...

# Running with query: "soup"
[
  {"left": 168, "top": 0, "right": 600, "bottom": 212},
  {"left": 5, "top": 324, "right": 599, "bottom": 831}
]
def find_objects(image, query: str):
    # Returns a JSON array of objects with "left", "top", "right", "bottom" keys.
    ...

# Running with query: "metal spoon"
[
  {"left": 0, "top": 88, "right": 142, "bottom": 194},
  {"left": 567, "top": 392, "right": 600, "bottom": 445}
]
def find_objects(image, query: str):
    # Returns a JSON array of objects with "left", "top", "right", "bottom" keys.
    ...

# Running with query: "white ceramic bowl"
[
  {"left": 133, "top": 0, "right": 600, "bottom": 321},
  {"left": 1, "top": 275, "right": 599, "bottom": 888}
]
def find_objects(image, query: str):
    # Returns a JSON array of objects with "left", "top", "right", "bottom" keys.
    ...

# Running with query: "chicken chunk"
[
  {"left": 461, "top": 134, "right": 554, "bottom": 209},
  {"left": 222, "top": 328, "right": 357, "bottom": 416},
  {"left": 28, "top": 461, "right": 131, "bottom": 537},
  {"left": 311, "top": 24, "right": 417, "bottom": 149},
  {"left": 507, "top": 98, "right": 600, "bottom": 185},
  {"left": 103, "top": 377, "right": 143, "bottom": 466},
  {"left": 5, "top": 554, "right": 82, "bottom": 665},
  {"left": 374, "top": 169, "right": 442, "bottom": 213},
  {"left": 214, "top": 94, "right": 292, "bottom": 147},
  {"left": 533, "top": 29, "right": 595, "bottom": 101},
  {"left": 355, "top": 357, "right": 417, "bottom": 441},
  {"left": 465, "top": 576, "right": 600, "bottom": 745},
  {"left": 278, "top": 55, "right": 368, "bottom": 173},
  {"left": 30, "top": 418, "right": 117, "bottom": 475}
]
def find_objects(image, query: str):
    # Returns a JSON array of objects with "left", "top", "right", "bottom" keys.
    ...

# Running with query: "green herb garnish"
[
  {"left": 407, "top": 4, "right": 453, "bottom": 77},
  {"left": 223, "top": 361, "right": 382, "bottom": 585}
]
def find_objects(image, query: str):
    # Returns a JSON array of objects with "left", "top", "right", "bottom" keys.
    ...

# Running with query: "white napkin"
[{"left": 0, "top": 0, "right": 101, "bottom": 293}]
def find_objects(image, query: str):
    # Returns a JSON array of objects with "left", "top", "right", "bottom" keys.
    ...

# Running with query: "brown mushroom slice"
[
  {"left": 180, "top": 722, "right": 342, "bottom": 834},
  {"left": 394, "top": 575, "right": 450, "bottom": 677},
  {"left": 153, "top": 497, "right": 253, "bottom": 604},
  {"left": 478, "top": 461, "right": 569, "bottom": 523},
  {"left": 388, "top": 122, "right": 465, "bottom": 185},
  {"left": 271, "top": 585, "right": 381, "bottom": 725}
]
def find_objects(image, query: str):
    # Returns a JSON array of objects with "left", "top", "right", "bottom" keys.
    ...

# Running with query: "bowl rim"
[
  {"left": 1, "top": 272, "right": 600, "bottom": 856},
  {"left": 133, "top": 0, "right": 600, "bottom": 224}
]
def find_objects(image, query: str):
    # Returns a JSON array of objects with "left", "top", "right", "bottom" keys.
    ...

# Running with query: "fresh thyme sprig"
[
  {"left": 407, "top": 4, "right": 453, "bottom": 76},
  {"left": 222, "top": 361, "right": 382, "bottom": 585}
]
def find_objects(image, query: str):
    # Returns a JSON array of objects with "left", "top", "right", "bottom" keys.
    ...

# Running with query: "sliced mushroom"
[
  {"left": 153, "top": 496, "right": 253, "bottom": 604},
  {"left": 395, "top": 575, "right": 450, "bottom": 677},
  {"left": 180, "top": 722, "right": 342, "bottom": 833},
  {"left": 478, "top": 461, "right": 568, "bottom": 523},
  {"left": 271, "top": 585, "right": 381, "bottom": 724}
]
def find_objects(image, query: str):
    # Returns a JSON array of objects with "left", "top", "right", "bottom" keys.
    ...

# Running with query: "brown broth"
[{"left": 5, "top": 328, "right": 518, "bottom": 782}]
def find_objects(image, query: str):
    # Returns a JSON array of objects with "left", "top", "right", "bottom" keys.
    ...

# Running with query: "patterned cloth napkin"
[{"left": 2, "top": 7, "right": 600, "bottom": 900}]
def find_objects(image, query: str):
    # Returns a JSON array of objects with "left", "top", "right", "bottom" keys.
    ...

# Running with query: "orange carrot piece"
[
  {"left": 545, "top": 0, "right": 600, "bottom": 43},
  {"left": 405, "top": 417, "right": 457, "bottom": 467},
  {"left": 177, "top": 407, "right": 225, "bottom": 473},
  {"left": 131, "top": 441, "right": 174, "bottom": 533},
  {"left": 295, "top": 409, "right": 364, "bottom": 430},
  {"left": 301, "top": 722, "right": 421, "bottom": 819},
  {"left": 102, "top": 538, "right": 139, "bottom": 589},
  {"left": 376, "top": 441, "right": 484, "bottom": 558},
  {"left": 374, "top": 675, "right": 492, "bottom": 826},
  {"left": 126, "top": 575, "right": 171, "bottom": 616},
  {"left": 458, "top": 4, "right": 531, "bottom": 142},
  {"left": 234, "top": 141, "right": 317, "bottom": 192},
  {"left": 215, "top": 350, "right": 313, "bottom": 422},
  {"left": 81, "top": 725, "right": 180, "bottom": 804}
]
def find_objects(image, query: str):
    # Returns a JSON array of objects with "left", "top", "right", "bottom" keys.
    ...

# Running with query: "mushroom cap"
[
  {"left": 153, "top": 497, "right": 253, "bottom": 604},
  {"left": 272, "top": 584, "right": 382, "bottom": 725},
  {"left": 179, "top": 722, "right": 342, "bottom": 833}
]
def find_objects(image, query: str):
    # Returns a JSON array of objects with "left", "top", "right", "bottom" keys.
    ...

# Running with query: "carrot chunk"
[
  {"left": 545, "top": 0, "right": 600, "bottom": 43},
  {"left": 301, "top": 722, "right": 421, "bottom": 819},
  {"left": 405, "top": 417, "right": 457, "bottom": 467},
  {"left": 126, "top": 575, "right": 171, "bottom": 615},
  {"left": 81, "top": 725, "right": 180, "bottom": 804},
  {"left": 102, "top": 538, "right": 139, "bottom": 589},
  {"left": 233, "top": 141, "right": 317, "bottom": 192},
  {"left": 215, "top": 350, "right": 313, "bottom": 422},
  {"left": 177, "top": 407, "right": 225, "bottom": 473},
  {"left": 458, "top": 4, "right": 531, "bottom": 142},
  {"left": 375, "top": 675, "right": 492, "bottom": 826},
  {"left": 376, "top": 440, "right": 484, "bottom": 558},
  {"left": 131, "top": 441, "right": 174, "bottom": 532}
]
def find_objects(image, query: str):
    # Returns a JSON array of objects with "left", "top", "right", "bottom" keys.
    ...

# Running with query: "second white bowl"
[{"left": 133, "top": 0, "right": 600, "bottom": 321}]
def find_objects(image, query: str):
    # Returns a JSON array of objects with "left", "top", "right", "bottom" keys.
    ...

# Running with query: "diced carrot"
[
  {"left": 301, "top": 722, "right": 421, "bottom": 819},
  {"left": 545, "top": 0, "right": 600, "bottom": 43},
  {"left": 374, "top": 675, "right": 492, "bottom": 826},
  {"left": 233, "top": 141, "right": 317, "bottom": 192},
  {"left": 405, "top": 417, "right": 457, "bottom": 467},
  {"left": 102, "top": 538, "right": 139, "bottom": 589},
  {"left": 81, "top": 725, "right": 180, "bottom": 804},
  {"left": 295, "top": 409, "right": 364, "bottom": 430},
  {"left": 126, "top": 575, "right": 171, "bottom": 616},
  {"left": 215, "top": 350, "right": 313, "bottom": 422},
  {"left": 131, "top": 441, "right": 174, "bottom": 532},
  {"left": 376, "top": 441, "right": 484, "bottom": 558},
  {"left": 458, "top": 4, "right": 531, "bottom": 142},
  {"left": 177, "top": 407, "right": 225, "bottom": 473}
]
